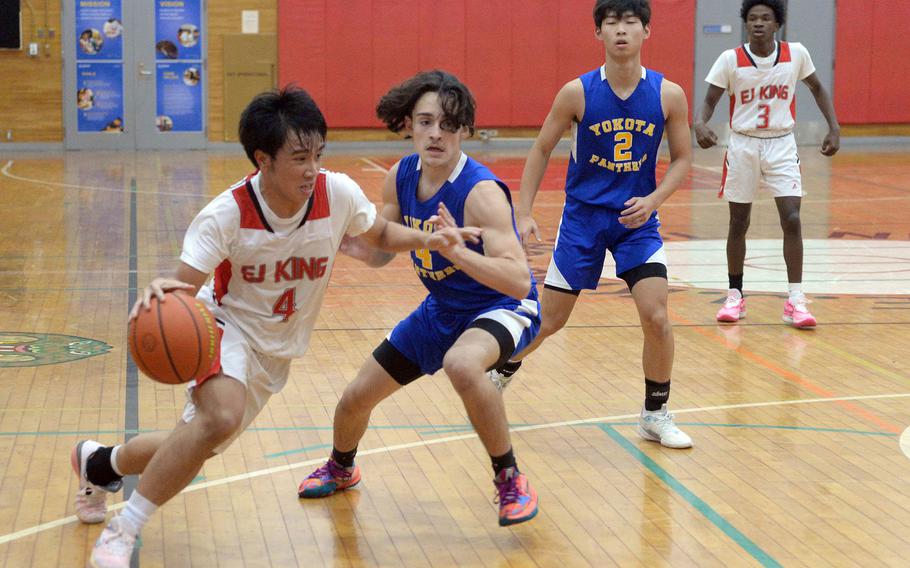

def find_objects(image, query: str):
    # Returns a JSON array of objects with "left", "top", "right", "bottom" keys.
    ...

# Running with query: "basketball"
[{"left": 128, "top": 290, "right": 219, "bottom": 384}]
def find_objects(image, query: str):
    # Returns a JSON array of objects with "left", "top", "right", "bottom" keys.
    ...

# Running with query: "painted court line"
[
  {"left": 1, "top": 392, "right": 908, "bottom": 546},
  {"left": 360, "top": 157, "right": 391, "bottom": 173},
  {"left": 600, "top": 424, "right": 782, "bottom": 567},
  {"left": 1, "top": 160, "right": 204, "bottom": 198}
]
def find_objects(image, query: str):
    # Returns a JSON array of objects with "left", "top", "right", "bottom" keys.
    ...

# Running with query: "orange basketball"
[{"left": 128, "top": 290, "right": 219, "bottom": 384}]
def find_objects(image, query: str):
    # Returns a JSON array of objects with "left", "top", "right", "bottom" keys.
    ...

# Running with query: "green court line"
[
  {"left": 265, "top": 443, "right": 333, "bottom": 459},
  {"left": 0, "top": 422, "right": 895, "bottom": 439},
  {"left": 598, "top": 424, "right": 782, "bottom": 568}
]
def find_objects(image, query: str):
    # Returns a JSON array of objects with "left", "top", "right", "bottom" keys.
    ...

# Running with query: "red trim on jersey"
[
  {"left": 735, "top": 46, "right": 753, "bottom": 68},
  {"left": 790, "top": 96, "right": 797, "bottom": 120},
  {"left": 195, "top": 325, "right": 224, "bottom": 387},
  {"left": 308, "top": 173, "right": 330, "bottom": 220},
  {"left": 719, "top": 152, "right": 729, "bottom": 198},
  {"left": 213, "top": 259, "right": 232, "bottom": 305},
  {"left": 232, "top": 174, "right": 270, "bottom": 231},
  {"left": 778, "top": 41, "right": 791, "bottom": 63},
  {"left": 729, "top": 94, "right": 736, "bottom": 127}
]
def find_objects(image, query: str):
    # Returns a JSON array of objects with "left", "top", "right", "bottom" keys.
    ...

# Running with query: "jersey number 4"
[
  {"left": 273, "top": 288, "right": 297, "bottom": 321},
  {"left": 415, "top": 248, "right": 433, "bottom": 270}
]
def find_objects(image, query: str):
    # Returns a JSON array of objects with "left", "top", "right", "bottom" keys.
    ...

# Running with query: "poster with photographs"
[
  {"left": 75, "top": 0, "right": 123, "bottom": 60},
  {"left": 77, "top": 63, "right": 124, "bottom": 133},
  {"left": 155, "top": 0, "right": 201, "bottom": 61},
  {"left": 156, "top": 63, "right": 202, "bottom": 132}
]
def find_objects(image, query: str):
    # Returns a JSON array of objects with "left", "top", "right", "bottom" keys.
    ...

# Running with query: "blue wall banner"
[
  {"left": 77, "top": 63, "right": 124, "bottom": 133},
  {"left": 75, "top": 0, "right": 123, "bottom": 60},
  {"left": 155, "top": 1, "right": 201, "bottom": 61},
  {"left": 156, "top": 62, "right": 203, "bottom": 132}
]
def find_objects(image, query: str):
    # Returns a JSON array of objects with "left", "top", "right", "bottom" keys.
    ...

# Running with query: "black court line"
[{"left": 126, "top": 177, "right": 140, "bottom": 568}]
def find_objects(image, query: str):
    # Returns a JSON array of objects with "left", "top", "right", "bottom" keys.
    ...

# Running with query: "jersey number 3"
[
  {"left": 614, "top": 132, "right": 633, "bottom": 162},
  {"left": 757, "top": 104, "right": 770, "bottom": 129},
  {"left": 273, "top": 288, "right": 297, "bottom": 321}
]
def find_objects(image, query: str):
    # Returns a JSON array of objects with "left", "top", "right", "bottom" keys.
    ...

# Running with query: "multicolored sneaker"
[
  {"left": 783, "top": 297, "right": 816, "bottom": 329},
  {"left": 716, "top": 293, "right": 746, "bottom": 322},
  {"left": 638, "top": 404, "right": 693, "bottom": 449},
  {"left": 72, "top": 440, "right": 121, "bottom": 524},
  {"left": 298, "top": 459, "right": 361, "bottom": 498},
  {"left": 494, "top": 468, "right": 538, "bottom": 526},
  {"left": 89, "top": 516, "right": 138, "bottom": 568},
  {"left": 488, "top": 368, "right": 513, "bottom": 391}
]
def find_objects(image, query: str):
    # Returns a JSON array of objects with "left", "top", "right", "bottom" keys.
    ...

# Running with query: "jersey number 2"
[
  {"left": 273, "top": 288, "right": 297, "bottom": 321},
  {"left": 614, "top": 132, "right": 633, "bottom": 162},
  {"left": 757, "top": 104, "right": 770, "bottom": 129}
]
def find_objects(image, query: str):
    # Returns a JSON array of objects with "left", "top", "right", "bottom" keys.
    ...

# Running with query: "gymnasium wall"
[
  {"left": 0, "top": 0, "right": 275, "bottom": 143},
  {"left": 834, "top": 0, "right": 910, "bottom": 124},
  {"left": 1, "top": 0, "right": 908, "bottom": 143},
  {"left": 277, "top": 0, "right": 696, "bottom": 128},
  {"left": 0, "top": 1, "right": 62, "bottom": 142},
  {"left": 207, "top": 1, "right": 277, "bottom": 142}
]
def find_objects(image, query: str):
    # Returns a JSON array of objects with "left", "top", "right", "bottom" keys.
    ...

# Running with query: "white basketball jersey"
[
  {"left": 706, "top": 41, "right": 815, "bottom": 138},
  {"left": 180, "top": 170, "right": 376, "bottom": 358}
]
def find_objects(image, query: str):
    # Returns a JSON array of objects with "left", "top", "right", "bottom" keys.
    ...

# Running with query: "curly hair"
[
  {"left": 376, "top": 70, "right": 476, "bottom": 136},
  {"left": 741, "top": 0, "right": 786, "bottom": 26}
]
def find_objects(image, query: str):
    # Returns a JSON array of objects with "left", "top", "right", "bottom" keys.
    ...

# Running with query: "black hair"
[
  {"left": 376, "top": 70, "right": 476, "bottom": 136},
  {"left": 238, "top": 85, "right": 327, "bottom": 169},
  {"left": 593, "top": 0, "right": 651, "bottom": 28},
  {"left": 741, "top": 0, "right": 786, "bottom": 26}
]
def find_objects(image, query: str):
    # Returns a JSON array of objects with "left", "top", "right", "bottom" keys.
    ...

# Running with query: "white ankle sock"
[
  {"left": 110, "top": 445, "right": 124, "bottom": 476},
  {"left": 788, "top": 283, "right": 803, "bottom": 300},
  {"left": 728, "top": 288, "right": 742, "bottom": 299},
  {"left": 119, "top": 490, "right": 157, "bottom": 536}
]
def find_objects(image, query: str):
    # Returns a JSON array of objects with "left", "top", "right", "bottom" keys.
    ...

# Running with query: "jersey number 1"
[{"left": 273, "top": 288, "right": 297, "bottom": 321}]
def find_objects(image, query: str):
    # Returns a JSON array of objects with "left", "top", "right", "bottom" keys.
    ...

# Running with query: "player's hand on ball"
[{"left": 130, "top": 277, "right": 196, "bottom": 320}]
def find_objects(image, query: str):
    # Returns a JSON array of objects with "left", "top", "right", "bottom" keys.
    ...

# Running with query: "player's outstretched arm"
[
  {"left": 338, "top": 163, "right": 403, "bottom": 267},
  {"left": 129, "top": 262, "right": 208, "bottom": 320},
  {"left": 693, "top": 84, "right": 725, "bottom": 148},
  {"left": 436, "top": 182, "right": 531, "bottom": 301},
  {"left": 802, "top": 72, "right": 840, "bottom": 156},
  {"left": 517, "top": 79, "right": 584, "bottom": 248},
  {"left": 620, "top": 80, "right": 692, "bottom": 229},
  {"left": 355, "top": 162, "right": 481, "bottom": 262}
]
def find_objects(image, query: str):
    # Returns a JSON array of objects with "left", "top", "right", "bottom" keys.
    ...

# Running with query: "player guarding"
[{"left": 298, "top": 70, "right": 541, "bottom": 527}]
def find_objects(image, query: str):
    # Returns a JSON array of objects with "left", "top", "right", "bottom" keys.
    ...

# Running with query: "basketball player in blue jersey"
[
  {"left": 489, "top": 0, "right": 694, "bottom": 448},
  {"left": 299, "top": 70, "right": 542, "bottom": 526}
]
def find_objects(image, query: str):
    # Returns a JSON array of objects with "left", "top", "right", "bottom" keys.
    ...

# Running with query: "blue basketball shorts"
[
  {"left": 383, "top": 295, "right": 541, "bottom": 382},
  {"left": 545, "top": 199, "right": 667, "bottom": 291}
]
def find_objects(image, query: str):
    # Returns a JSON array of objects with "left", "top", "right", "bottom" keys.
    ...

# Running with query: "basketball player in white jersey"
[
  {"left": 71, "top": 87, "right": 479, "bottom": 568},
  {"left": 694, "top": 0, "right": 839, "bottom": 328}
]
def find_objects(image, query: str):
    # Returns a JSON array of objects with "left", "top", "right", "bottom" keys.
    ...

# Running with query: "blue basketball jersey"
[
  {"left": 566, "top": 66, "right": 665, "bottom": 209},
  {"left": 395, "top": 152, "right": 538, "bottom": 313}
]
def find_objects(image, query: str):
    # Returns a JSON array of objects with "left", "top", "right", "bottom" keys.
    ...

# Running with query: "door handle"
[{"left": 138, "top": 63, "right": 153, "bottom": 77}]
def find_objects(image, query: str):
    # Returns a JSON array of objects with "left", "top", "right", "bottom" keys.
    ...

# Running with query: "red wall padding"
[
  {"left": 835, "top": 0, "right": 910, "bottom": 124},
  {"left": 278, "top": 1, "right": 696, "bottom": 128}
]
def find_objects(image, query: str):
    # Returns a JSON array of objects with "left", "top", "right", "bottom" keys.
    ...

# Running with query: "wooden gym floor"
[{"left": 0, "top": 141, "right": 909, "bottom": 567}]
